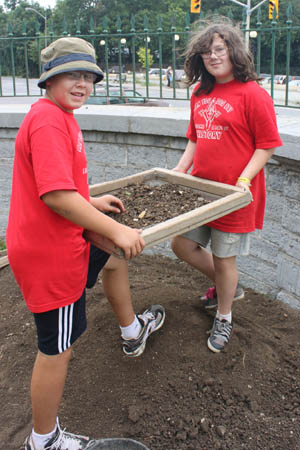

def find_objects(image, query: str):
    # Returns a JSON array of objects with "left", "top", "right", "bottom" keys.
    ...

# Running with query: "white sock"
[
  {"left": 31, "top": 422, "right": 57, "bottom": 450},
  {"left": 120, "top": 315, "right": 142, "bottom": 340},
  {"left": 217, "top": 310, "right": 232, "bottom": 323}
]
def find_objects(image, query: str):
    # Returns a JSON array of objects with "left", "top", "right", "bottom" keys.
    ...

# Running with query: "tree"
[{"left": 137, "top": 46, "right": 153, "bottom": 69}]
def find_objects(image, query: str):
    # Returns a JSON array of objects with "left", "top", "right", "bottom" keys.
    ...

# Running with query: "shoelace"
[
  {"left": 140, "top": 311, "right": 155, "bottom": 323},
  {"left": 214, "top": 319, "right": 232, "bottom": 342},
  {"left": 48, "top": 428, "right": 94, "bottom": 450}
]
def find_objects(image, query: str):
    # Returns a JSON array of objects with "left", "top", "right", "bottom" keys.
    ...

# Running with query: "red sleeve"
[
  {"left": 30, "top": 125, "right": 77, "bottom": 198},
  {"left": 246, "top": 85, "right": 283, "bottom": 149},
  {"left": 186, "top": 85, "right": 201, "bottom": 142}
]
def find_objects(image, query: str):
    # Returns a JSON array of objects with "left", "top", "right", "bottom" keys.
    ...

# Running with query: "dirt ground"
[{"left": 1, "top": 254, "right": 300, "bottom": 450}]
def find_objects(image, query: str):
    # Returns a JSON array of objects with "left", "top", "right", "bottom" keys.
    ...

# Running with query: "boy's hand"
[
  {"left": 114, "top": 226, "right": 145, "bottom": 260},
  {"left": 90, "top": 195, "right": 125, "bottom": 214},
  {"left": 85, "top": 224, "right": 145, "bottom": 260}
]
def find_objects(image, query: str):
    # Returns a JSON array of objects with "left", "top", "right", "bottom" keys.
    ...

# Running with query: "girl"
[{"left": 171, "top": 21, "right": 282, "bottom": 353}]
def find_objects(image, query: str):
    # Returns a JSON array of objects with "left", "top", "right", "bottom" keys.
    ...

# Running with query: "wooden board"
[
  {"left": 89, "top": 168, "right": 252, "bottom": 250},
  {"left": 0, "top": 255, "right": 9, "bottom": 269}
]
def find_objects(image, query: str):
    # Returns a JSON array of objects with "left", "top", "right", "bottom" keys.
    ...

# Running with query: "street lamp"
[{"left": 26, "top": 7, "right": 47, "bottom": 47}]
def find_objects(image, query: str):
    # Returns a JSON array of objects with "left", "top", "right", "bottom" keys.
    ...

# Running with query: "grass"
[{"left": 0, "top": 238, "right": 6, "bottom": 251}]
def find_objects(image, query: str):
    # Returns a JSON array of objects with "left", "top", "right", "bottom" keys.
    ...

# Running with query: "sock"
[
  {"left": 31, "top": 422, "right": 57, "bottom": 450},
  {"left": 216, "top": 310, "right": 232, "bottom": 323},
  {"left": 120, "top": 315, "right": 142, "bottom": 340}
]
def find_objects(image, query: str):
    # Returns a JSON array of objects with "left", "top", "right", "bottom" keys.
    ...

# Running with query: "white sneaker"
[
  {"left": 21, "top": 421, "right": 97, "bottom": 449},
  {"left": 122, "top": 304, "right": 165, "bottom": 357}
]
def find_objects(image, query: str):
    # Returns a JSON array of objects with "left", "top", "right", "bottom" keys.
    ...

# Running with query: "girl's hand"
[
  {"left": 236, "top": 181, "right": 253, "bottom": 201},
  {"left": 90, "top": 195, "right": 125, "bottom": 214},
  {"left": 172, "top": 166, "right": 186, "bottom": 173}
]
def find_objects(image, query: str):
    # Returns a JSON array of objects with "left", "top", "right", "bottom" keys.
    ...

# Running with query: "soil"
[
  {"left": 1, "top": 254, "right": 300, "bottom": 450},
  {"left": 106, "top": 183, "right": 209, "bottom": 228}
]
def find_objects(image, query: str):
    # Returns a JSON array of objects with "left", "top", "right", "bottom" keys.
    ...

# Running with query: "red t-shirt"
[
  {"left": 186, "top": 80, "right": 282, "bottom": 232},
  {"left": 6, "top": 99, "right": 90, "bottom": 313}
]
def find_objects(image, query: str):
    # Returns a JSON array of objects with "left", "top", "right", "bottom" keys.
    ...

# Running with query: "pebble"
[{"left": 216, "top": 425, "right": 226, "bottom": 437}]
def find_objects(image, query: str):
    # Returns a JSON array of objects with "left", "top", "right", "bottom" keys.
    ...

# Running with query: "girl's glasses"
[
  {"left": 66, "top": 71, "right": 97, "bottom": 82},
  {"left": 200, "top": 47, "right": 227, "bottom": 60}
]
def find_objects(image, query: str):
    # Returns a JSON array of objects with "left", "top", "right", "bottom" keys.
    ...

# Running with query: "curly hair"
[{"left": 184, "top": 20, "right": 259, "bottom": 95}]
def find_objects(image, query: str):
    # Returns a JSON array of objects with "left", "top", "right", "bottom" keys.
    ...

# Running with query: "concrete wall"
[{"left": 0, "top": 104, "right": 299, "bottom": 308}]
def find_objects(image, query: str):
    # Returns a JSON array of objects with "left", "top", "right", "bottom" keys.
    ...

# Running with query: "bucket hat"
[{"left": 38, "top": 37, "right": 103, "bottom": 89}]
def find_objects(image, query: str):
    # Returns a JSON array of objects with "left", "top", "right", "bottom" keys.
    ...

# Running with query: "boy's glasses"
[
  {"left": 66, "top": 71, "right": 97, "bottom": 82},
  {"left": 200, "top": 47, "right": 227, "bottom": 60}
]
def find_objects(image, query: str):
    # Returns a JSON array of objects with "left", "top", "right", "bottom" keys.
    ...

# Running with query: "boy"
[{"left": 6, "top": 37, "right": 165, "bottom": 450}]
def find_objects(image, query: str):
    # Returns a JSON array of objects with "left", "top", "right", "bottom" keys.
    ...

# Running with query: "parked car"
[
  {"left": 171, "top": 69, "right": 187, "bottom": 88},
  {"left": 259, "top": 73, "right": 271, "bottom": 84},
  {"left": 148, "top": 68, "right": 167, "bottom": 76},
  {"left": 288, "top": 79, "right": 300, "bottom": 87},
  {"left": 108, "top": 65, "right": 125, "bottom": 74},
  {"left": 282, "top": 75, "right": 292, "bottom": 84},
  {"left": 274, "top": 74, "right": 286, "bottom": 84},
  {"left": 86, "top": 85, "right": 169, "bottom": 106}
]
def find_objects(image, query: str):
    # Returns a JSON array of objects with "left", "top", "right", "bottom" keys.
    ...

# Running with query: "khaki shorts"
[{"left": 181, "top": 225, "right": 251, "bottom": 258}]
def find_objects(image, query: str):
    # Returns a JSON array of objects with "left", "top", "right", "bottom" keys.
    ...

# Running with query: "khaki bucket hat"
[{"left": 38, "top": 37, "right": 104, "bottom": 89}]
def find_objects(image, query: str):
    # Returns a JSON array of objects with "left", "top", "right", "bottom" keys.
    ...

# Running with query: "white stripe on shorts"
[{"left": 58, "top": 304, "right": 74, "bottom": 353}]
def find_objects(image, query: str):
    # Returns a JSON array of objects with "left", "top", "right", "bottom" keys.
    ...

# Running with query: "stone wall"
[{"left": 0, "top": 104, "right": 299, "bottom": 308}]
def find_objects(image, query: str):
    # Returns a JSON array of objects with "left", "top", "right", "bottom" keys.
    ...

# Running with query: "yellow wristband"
[{"left": 237, "top": 177, "right": 251, "bottom": 185}]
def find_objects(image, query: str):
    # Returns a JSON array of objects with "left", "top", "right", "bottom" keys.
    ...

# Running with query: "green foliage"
[
  {"left": 137, "top": 46, "right": 153, "bottom": 68},
  {"left": 0, "top": 238, "right": 6, "bottom": 250},
  {"left": 0, "top": 0, "right": 300, "bottom": 76}
]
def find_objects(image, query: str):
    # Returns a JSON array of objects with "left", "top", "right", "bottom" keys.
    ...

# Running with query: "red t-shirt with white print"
[
  {"left": 186, "top": 80, "right": 282, "bottom": 233},
  {"left": 6, "top": 99, "right": 90, "bottom": 313}
]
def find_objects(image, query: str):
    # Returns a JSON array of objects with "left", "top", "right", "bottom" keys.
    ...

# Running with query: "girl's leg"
[
  {"left": 31, "top": 347, "right": 72, "bottom": 434},
  {"left": 101, "top": 256, "right": 135, "bottom": 327},
  {"left": 213, "top": 254, "right": 238, "bottom": 315},
  {"left": 171, "top": 235, "right": 215, "bottom": 281}
]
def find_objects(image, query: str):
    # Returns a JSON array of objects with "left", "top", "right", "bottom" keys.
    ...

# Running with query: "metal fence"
[{"left": 0, "top": 6, "right": 300, "bottom": 108}]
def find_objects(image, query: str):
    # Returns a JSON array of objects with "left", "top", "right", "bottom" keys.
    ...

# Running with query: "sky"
[
  {"left": 0, "top": 0, "right": 58, "bottom": 9},
  {"left": 32, "top": 0, "right": 57, "bottom": 8}
]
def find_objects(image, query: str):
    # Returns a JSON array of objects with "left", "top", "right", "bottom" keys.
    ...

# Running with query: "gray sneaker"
[
  {"left": 207, "top": 316, "right": 233, "bottom": 353},
  {"left": 122, "top": 305, "right": 165, "bottom": 357},
  {"left": 21, "top": 422, "right": 98, "bottom": 449},
  {"left": 201, "top": 284, "right": 244, "bottom": 310}
]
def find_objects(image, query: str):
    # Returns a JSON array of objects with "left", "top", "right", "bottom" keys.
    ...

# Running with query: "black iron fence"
[{"left": 0, "top": 6, "right": 300, "bottom": 108}]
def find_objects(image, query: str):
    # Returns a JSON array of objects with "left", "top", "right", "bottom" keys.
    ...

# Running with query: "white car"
[
  {"left": 148, "top": 68, "right": 167, "bottom": 76},
  {"left": 288, "top": 79, "right": 300, "bottom": 87}
]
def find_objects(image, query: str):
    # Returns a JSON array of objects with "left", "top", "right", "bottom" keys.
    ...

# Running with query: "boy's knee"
[
  {"left": 171, "top": 236, "right": 181, "bottom": 254},
  {"left": 103, "top": 255, "right": 128, "bottom": 272},
  {"left": 37, "top": 346, "right": 72, "bottom": 365}
]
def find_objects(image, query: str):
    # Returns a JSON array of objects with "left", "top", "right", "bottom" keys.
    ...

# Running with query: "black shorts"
[{"left": 33, "top": 245, "right": 110, "bottom": 355}]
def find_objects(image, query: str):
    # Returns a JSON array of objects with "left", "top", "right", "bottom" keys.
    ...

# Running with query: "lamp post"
[
  {"left": 227, "top": 0, "right": 268, "bottom": 48},
  {"left": 26, "top": 7, "right": 47, "bottom": 47}
]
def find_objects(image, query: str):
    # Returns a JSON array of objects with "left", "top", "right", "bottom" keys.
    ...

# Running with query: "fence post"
[
  {"left": 285, "top": 3, "right": 293, "bottom": 106},
  {"left": 130, "top": 15, "right": 137, "bottom": 94},
  {"left": 255, "top": 7, "right": 262, "bottom": 76},
  {"left": 8, "top": 23, "right": 16, "bottom": 96},
  {"left": 156, "top": 16, "right": 164, "bottom": 97},
  {"left": 144, "top": 15, "right": 150, "bottom": 99},
  {"left": 270, "top": 8, "right": 277, "bottom": 100},
  {"left": 22, "top": 23, "right": 30, "bottom": 95}
]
